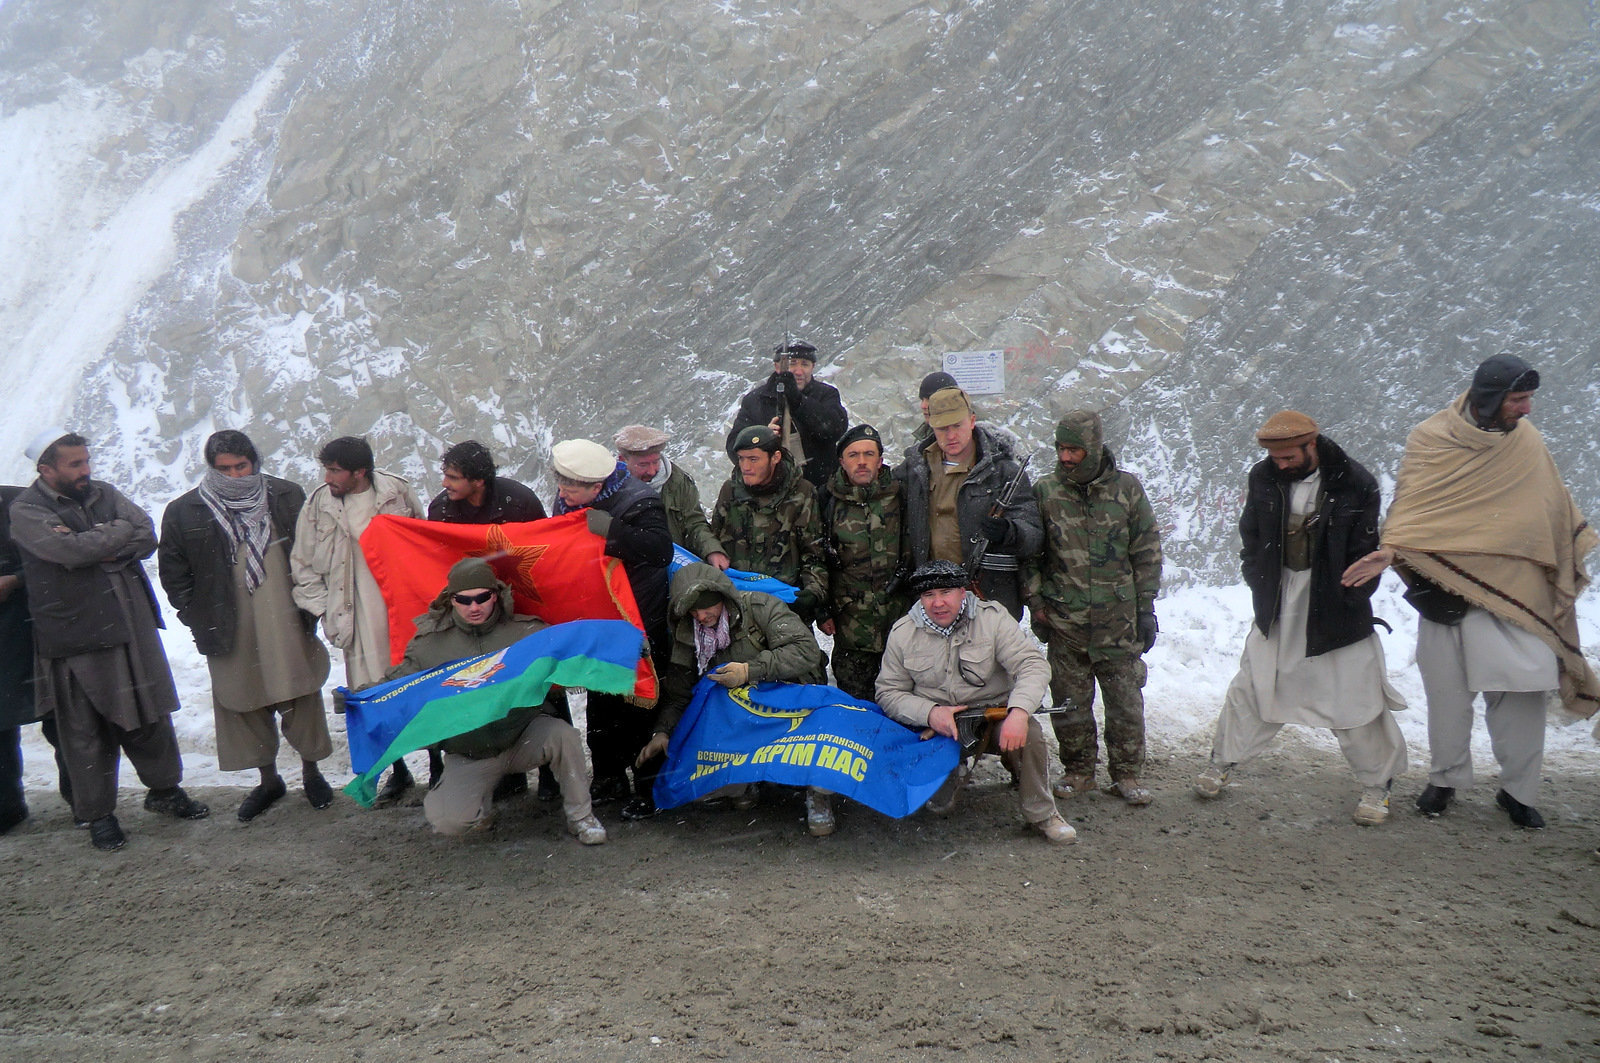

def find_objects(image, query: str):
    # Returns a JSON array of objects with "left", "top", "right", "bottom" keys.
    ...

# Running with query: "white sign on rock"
[{"left": 942, "top": 350, "right": 1005, "bottom": 395}]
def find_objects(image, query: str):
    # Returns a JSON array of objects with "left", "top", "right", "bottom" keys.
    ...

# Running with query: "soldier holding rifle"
[{"left": 895, "top": 387, "right": 1042, "bottom": 620}]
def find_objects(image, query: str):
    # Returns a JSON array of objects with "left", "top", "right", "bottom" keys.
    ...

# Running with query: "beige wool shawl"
[{"left": 1382, "top": 394, "right": 1599, "bottom": 717}]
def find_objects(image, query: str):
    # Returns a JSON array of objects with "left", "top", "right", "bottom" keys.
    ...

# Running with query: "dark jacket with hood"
[
  {"left": 585, "top": 472, "right": 672, "bottom": 661},
  {"left": 652, "top": 563, "right": 826, "bottom": 735},
  {"left": 158, "top": 475, "right": 308, "bottom": 656},
  {"left": 0, "top": 486, "right": 36, "bottom": 727},
  {"left": 1240, "top": 434, "right": 1382, "bottom": 657}
]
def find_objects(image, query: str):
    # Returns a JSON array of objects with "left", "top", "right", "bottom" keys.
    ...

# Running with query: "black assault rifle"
[{"left": 964, "top": 454, "right": 1032, "bottom": 593}]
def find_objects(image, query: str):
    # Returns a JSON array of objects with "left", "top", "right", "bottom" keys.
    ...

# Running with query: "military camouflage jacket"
[
  {"left": 710, "top": 458, "right": 828, "bottom": 606},
  {"left": 821, "top": 464, "right": 911, "bottom": 653},
  {"left": 1024, "top": 446, "right": 1162, "bottom": 660},
  {"left": 657, "top": 463, "right": 724, "bottom": 560}
]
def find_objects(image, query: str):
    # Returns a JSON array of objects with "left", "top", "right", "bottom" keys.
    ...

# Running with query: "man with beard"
[
  {"left": 711, "top": 425, "right": 828, "bottom": 624},
  {"left": 426, "top": 439, "right": 547, "bottom": 525},
  {"left": 1025, "top": 410, "right": 1163, "bottom": 806},
  {"left": 9, "top": 430, "right": 209, "bottom": 850},
  {"left": 159, "top": 430, "right": 335, "bottom": 821},
  {"left": 613, "top": 425, "right": 728, "bottom": 569},
  {"left": 1196, "top": 411, "right": 1407, "bottom": 825},
  {"left": 1343, "top": 356, "right": 1597, "bottom": 829},
  {"left": 291, "top": 436, "right": 424, "bottom": 804},
  {"left": 726, "top": 340, "right": 850, "bottom": 489},
  {"left": 548, "top": 439, "right": 673, "bottom": 808}
]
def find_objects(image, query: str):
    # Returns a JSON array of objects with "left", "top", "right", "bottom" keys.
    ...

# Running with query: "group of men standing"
[{"left": 1, "top": 345, "right": 1592, "bottom": 851}]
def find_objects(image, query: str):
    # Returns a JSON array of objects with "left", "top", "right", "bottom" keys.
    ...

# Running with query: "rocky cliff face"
[{"left": 3, "top": 0, "right": 1595, "bottom": 578}]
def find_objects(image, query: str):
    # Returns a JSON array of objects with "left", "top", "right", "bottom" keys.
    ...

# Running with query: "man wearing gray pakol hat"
[
  {"left": 614, "top": 425, "right": 728, "bottom": 570},
  {"left": 551, "top": 438, "right": 674, "bottom": 806},
  {"left": 9, "top": 430, "right": 209, "bottom": 851}
]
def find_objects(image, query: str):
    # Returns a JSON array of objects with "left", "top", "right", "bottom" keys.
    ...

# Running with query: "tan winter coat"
[
  {"left": 875, "top": 595, "right": 1050, "bottom": 728},
  {"left": 290, "top": 470, "right": 422, "bottom": 650}
]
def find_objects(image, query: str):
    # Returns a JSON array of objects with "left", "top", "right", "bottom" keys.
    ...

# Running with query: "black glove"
[
  {"left": 331, "top": 688, "right": 347, "bottom": 715},
  {"left": 299, "top": 608, "right": 320, "bottom": 637},
  {"left": 791, "top": 590, "right": 820, "bottom": 624},
  {"left": 978, "top": 513, "right": 1010, "bottom": 542},
  {"left": 772, "top": 371, "right": 798, "bottom": 395},
  {"left": 1137, "top": 610, "right": 1158, "bottom": 654}
]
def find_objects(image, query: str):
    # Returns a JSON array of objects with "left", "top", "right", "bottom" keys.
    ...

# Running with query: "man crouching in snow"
[{"left": 382, "top": 558, "right": 606, "bottom": 844}]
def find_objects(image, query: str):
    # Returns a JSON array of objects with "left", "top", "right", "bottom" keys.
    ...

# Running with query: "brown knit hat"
[{"left": 1256, "top": 410, "right": 1319, "bottom": 448}]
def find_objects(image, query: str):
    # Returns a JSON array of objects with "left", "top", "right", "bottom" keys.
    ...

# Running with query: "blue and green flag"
[
  {"left": 653, "top": 680, "right": 960, "bottom": 818},
  {"left": 341, "top": 619, "right": 644, "bottom": 807}
]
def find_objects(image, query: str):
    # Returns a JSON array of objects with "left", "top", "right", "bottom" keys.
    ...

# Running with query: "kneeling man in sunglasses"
[{"left": 383, "top": 557, "right": 607, "bottom": 844}]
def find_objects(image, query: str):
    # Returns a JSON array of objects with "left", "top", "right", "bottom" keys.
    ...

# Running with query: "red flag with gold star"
[{"left": 358, "top": 512, "right": 656, "bottom": 702}]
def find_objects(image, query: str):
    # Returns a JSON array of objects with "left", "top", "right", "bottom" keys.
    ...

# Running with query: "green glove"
[{"left": 585, "top": 507, "right": 613, "bottom": 539}]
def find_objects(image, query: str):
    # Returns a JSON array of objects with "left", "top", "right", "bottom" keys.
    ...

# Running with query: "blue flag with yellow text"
[
  {"left": 668, "top": 543, "right": 798, "bottom": 603},
  {"left": 653, "top": 680, "right": 960, "bottom": 817}
]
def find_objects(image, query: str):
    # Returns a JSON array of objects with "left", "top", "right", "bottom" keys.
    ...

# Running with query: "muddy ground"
[{"left": 2, "top": 734, "right": 1598, "bottom": 1063}]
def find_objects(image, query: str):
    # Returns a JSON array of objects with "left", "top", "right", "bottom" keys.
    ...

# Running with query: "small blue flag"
[{"left": 668, "top": 543, "right": 798, "bottom": 603}]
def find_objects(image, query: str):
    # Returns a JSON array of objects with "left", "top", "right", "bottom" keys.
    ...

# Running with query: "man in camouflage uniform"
[
  {"left": 819, "top": 424, "right": 909, "bottom": 700},
  {"left": 614, "top": 425, "right": 730, "bottom": 570},
  {"left": 711, "top": 425, "right": 828, "bottom": 623},
  {"left": 1025, "top": 409, "right": 1162, "bottom": 806}
]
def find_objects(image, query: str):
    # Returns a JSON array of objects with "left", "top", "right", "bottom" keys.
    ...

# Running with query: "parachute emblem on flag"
[{"left": 441, "top": 649, "right": 509, "bottom": 690}]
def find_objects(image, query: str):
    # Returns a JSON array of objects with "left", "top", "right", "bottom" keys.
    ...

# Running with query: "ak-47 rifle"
[
  {"left": 921, "top": 702, "right": 1075, "bottom": 757},
  {"left": 964, "top": 454, "right": 1032, "bottom": 594}
]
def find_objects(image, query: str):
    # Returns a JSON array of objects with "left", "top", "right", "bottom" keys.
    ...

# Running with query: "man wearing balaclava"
[
  {"left": 1343, "top": 355, "right": 1598, "bottom": 830},
  {"left": 1024, "top": 410, "right": 1163, "bottom": 808}
]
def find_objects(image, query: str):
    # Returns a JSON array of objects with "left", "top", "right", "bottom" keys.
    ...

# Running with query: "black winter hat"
[
  {"left": 919, "top": 371, "right": 959, "bottom": 400},
  {"left": 835, "top": 423, "right": 883, "bottom": 458},
  {"left": 1469, "top": 354, "right": 1540, "bottom": 423},
  {"left": 909, "top": 560, "right": 969, "bottom": 596},
  {"left": 773, "top": 340, "right": 817, "bottom": 361}
]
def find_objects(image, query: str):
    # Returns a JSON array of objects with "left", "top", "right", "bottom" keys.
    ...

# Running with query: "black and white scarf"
[
  {"left": 910, "top": 592, "right": 975, "bottom": 638},
  {"left": 199, "top": 468, "right": 271, "bottom": 593}
]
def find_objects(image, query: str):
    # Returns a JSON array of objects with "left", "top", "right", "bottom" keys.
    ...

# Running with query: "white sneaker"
[
  {"left": 1031, "top": 813, "right": 1077, "bottom": 844},
  {"left": 1194, "top": 762, "right": 1232, "bottom": 798},
  {"left": 568, "top": 813, "right": 608, "bottom": 845},
  {"left": 1353, "top": 786, "right": 1391, "bottom": 826},
  {"left": 804, "top": 790, "right": 836, "bottom": 837}
]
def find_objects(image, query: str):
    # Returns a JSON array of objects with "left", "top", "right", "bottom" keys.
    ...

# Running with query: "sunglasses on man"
[{"left": 452, "top": 591, "right": 495, "bottom": 606}]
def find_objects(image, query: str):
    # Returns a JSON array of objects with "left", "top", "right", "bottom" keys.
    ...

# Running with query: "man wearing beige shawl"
[{"left": 1343, "top": 355, "right": 1598, "bottom": 829}]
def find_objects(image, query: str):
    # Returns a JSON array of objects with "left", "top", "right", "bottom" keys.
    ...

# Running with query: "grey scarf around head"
[{"left": 199, "top": 467, "right": 272, "bottom": 593}]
